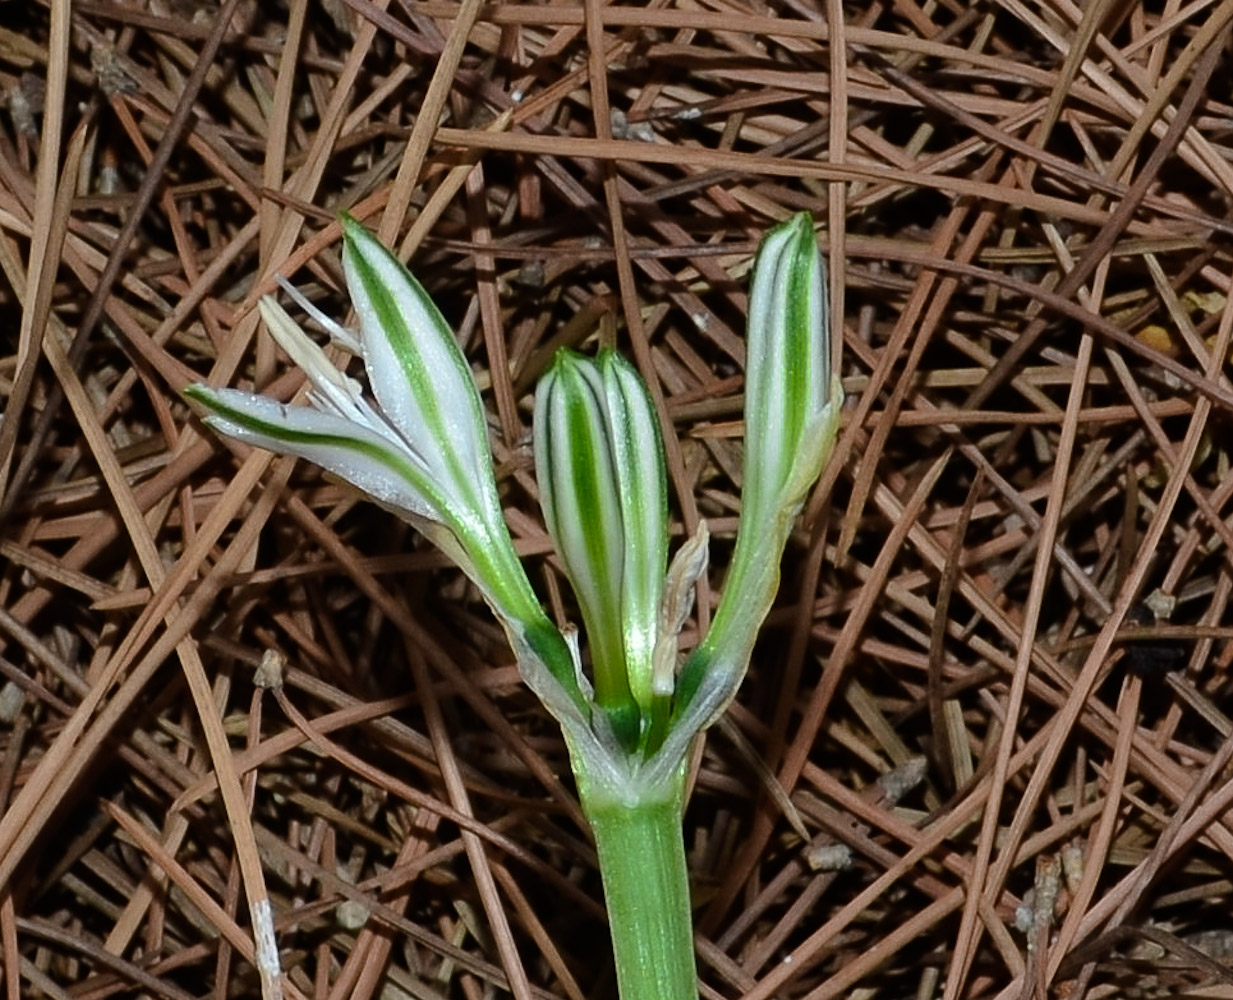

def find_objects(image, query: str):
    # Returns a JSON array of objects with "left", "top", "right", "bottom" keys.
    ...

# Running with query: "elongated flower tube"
[
  {"left": 534, "top": 349, "right": 669, "bottom": 751},
  {"left": 668, "top": 212, "right": 843, "bottom": 755},
  {"left": 184, "top": 215, "right": 585, "bottom": 713}
]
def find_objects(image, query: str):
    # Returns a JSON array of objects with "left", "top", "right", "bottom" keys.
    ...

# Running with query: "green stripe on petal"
[
  {"left": 185, "top": 385, "right": 449, "bottom": 525},
  {"left": 599, "top": 350, "right": 668, "bottom": 715},
  {"left": 534, "top": 349, "right": 672, "bottom": 752},
  {"left": 742, "top": 212, "right": 828, "bottom": 528},
  {"left": 340, "top": 215, "right": 502, "bottom": 531},
  {"left": 666, "top": 212, "right": 842, "bottom": 751},
  {"left": 535, "top": 353, "right": 635, "bottom": 741}
]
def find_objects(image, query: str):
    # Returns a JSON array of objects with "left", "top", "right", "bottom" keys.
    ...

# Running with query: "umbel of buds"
[{"left": 186, "top": 211, "right": 842, "bottom": 1000}]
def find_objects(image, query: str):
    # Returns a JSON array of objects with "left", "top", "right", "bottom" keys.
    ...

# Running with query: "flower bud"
[
  {"left": 667, "top": 212, "right": 842, "bottom": 761},
  {"left": 534, "top": 349, "right": 669, "bottom": 748}
]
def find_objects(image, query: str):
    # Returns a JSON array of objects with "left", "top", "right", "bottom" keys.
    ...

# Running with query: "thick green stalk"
[{"left": 580, "top": 771, "right": 698, "bottom": 1000}]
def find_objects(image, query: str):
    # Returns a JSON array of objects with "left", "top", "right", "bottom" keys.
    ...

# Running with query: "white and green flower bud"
[
  {"left": 742, "top": 211, "right": 837, "bottom": 522},
  {"left": 665, "top": 212, "right": 842, "bottom": 760},
  {"left": 534, "top": 349, "right": 669, "bottom": 750}
]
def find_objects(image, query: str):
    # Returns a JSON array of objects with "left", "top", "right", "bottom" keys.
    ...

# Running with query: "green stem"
[{"left": 580, "top": 773, "right": 698, "bottom": 1000}]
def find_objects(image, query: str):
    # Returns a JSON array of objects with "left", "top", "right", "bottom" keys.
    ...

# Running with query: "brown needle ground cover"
[{"left": 2, "top": 1, "right": 1233, "bottom": 998}]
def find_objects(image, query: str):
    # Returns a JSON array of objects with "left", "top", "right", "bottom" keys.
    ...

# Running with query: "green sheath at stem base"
[{"left": 581, "top": 773, "right": 698, "bottom": 1000}]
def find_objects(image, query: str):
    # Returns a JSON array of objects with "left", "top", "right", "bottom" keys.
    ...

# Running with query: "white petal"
[
  {"left": 743, "top": 213, "right": 828, "bottom": 521},
  {"left": 341, "top": 218, "right": 495, "bottom": 519},
  {"left": 534, "top": 357, "right": 627, "bottom": 682},
  {"left": 187, "top": 385, "right": 445, "bottom": 525},
  {"left": 600, "top": 351, "right": 668, "bottom": 703}
]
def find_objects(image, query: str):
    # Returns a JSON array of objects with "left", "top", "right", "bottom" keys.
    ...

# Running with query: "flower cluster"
[
  {"left": 186, "top": 211, "right": 842, "bottom": 797},
  {"left": 187, "top": 210, "right": 842, "bottom": 1000}
]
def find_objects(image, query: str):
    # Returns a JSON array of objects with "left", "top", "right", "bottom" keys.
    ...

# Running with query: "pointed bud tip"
[
  {"left": 786, "top": 210, "right": 812, "bottom": 231},
  {"left": 338, "top": 212, "right": 377, "bottom": 258},
  {"left": 182, "top": 382, "right": 215, "bottom": 408},
  {"left": 551, "top": 346, "right": 587, "bottom": 371}
]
